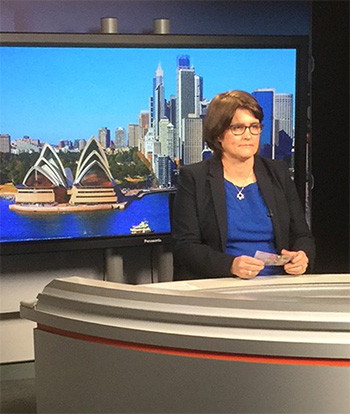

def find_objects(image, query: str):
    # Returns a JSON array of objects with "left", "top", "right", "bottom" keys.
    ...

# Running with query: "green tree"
[
  {"left": 0, "top": 152, "right": 40, "bottom": 185},
  {"left": 58, "top": 152, "right": 80, "bottom": 176}
]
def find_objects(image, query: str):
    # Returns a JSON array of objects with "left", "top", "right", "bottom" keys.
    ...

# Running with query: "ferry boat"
[{"left": 130, "top": 220, "right": 153, "bottom": 234}]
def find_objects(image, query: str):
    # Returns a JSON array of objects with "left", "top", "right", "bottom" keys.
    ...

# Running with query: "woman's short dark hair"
[{"left": 203, "top": 90, "right": 264, "bottom": 157}]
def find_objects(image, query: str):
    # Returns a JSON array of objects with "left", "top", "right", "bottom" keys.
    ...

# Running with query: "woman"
[{"left": 172, "top": 90, "right": 315, "bottom": 280}]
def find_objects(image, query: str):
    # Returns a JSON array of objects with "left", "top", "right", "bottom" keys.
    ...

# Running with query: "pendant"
[{"left": 236, "top": 192, "right": 245, "bottom": 201}]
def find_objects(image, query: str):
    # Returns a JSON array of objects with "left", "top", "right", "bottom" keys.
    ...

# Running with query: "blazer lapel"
[
  {"left": 254, "top": 156, "right": 282, "bottom": 249},
  {"left": 208, "top": 157, "right": 227, "bottom": 251}
]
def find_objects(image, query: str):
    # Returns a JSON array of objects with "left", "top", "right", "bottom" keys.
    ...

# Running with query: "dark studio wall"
[
  {"left": 311, "top": 1, "right": 349, "bottom": 273},
  {"left": 0, "top": 1, "right": 310, "bottom": 35}
]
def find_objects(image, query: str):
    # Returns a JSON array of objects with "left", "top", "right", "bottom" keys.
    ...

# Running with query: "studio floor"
[{"left": 0, "top": 362, "right": 36, "bottom": 414}]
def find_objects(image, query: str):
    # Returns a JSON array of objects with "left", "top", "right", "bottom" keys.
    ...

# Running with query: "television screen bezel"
[{"left": 0, "top": 32, "right": 309, "bottom": 256}]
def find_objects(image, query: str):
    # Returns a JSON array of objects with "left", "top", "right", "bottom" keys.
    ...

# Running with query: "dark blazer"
[{"left": 172, "top": 155, "right": 316, "bottom": 280}]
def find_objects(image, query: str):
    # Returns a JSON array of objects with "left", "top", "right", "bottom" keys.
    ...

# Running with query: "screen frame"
[{"left": 0, "top": 32, "right": 310, "bottom": 256}]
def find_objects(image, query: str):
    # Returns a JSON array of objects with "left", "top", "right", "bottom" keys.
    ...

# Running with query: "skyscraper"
[
  {"left": 0, "top": 134, "right": 11, "bottom": 153},
  {"left": 153, "top": 62, "right": 165, "bottom": 139},
  {"left": 176, "top": 56, "right": 195, "bottom": 160},
  {"left": 99, "top": 127, "right": 111, "bottom": 149},
  {"left": 144, "top": 128, "right": 160, "bottom": 169},
  {"left": 166, "top": 122, "right": 176, "bottom": 159},
  {"left": 177, "top": 55, "right": 190, "bottom": 68},
  {"left": 139, "top": 110, "right": 149, "bottom": 134},
  {"left": 148, "top": 96, "right": 154, "bottom": 137},
  {"left": 78, "top": 139, "right": 86, "bottom": 151},
  {"left": 252, "top": 89, "right": 275, "bottom": 158},
  {"left": 194, "top": 75, "right": 204, "bottom": 117},
  {"left": 165, "top": 95, "right": 177, "bottom": 128},
  {"left": 274, "top": 93, "right": 294, "bottom": 164},
  {"left": 183, "top": 115, "right": 203, "bottom": 165},
  {"left": 275, "top": 93, "right": 293, "bottom": 140},
  {"left": 128, "top": 124, "right": 139, "bottom": 148},
  {"left": 138, "top": 110, "right": 149, "bottom": 154},
  {"left": 158, "top": 117, "right": 170, "bottom": 156},
  {"left": 202, "top": 143, "right": 213, "bottom": 161},
  {"left": 200, "top": 99, "right": 210, "bottom": 118},
  {"left": 114, "top": 127, "right": 126, "bottom": 149},
  {"left": 156, "top": 155, "right": 172, "bottom": 187}
]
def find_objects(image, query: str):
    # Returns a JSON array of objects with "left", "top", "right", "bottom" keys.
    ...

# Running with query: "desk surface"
[{"left": 21, "top": 274, "right": 350, "bottom": 359}]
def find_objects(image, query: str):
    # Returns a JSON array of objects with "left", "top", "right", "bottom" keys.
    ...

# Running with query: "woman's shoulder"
[
  {"left": 180, "top": 156, "right": 220, "bottom": 175},
  {"left": 255, "top": 155, "right": 289, "bottom": 175},
  {"left": 255, "top": 156, "right": 292, "bottom": 191}
]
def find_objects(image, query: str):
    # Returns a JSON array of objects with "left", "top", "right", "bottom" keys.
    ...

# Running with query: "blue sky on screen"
[{"left": 0, "top": 47, "right": 296, "bottom": 144}]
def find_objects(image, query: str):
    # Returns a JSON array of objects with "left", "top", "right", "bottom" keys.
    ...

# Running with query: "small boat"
[{"left": 130, "top": 220, "right": 153, "bottom": 234}]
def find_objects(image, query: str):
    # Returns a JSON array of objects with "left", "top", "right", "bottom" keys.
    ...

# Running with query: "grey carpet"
[{"left": 0, "top": 378, "right": 36, "bottom": 414}]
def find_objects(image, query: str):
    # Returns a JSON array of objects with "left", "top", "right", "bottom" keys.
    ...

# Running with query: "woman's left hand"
[{"left": 281, "top": 249, "right": 309, "bottom": 275}]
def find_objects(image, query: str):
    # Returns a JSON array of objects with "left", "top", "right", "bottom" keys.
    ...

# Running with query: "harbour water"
[{"left": 0, "top": 192, "right": 171, "bottom": 243}]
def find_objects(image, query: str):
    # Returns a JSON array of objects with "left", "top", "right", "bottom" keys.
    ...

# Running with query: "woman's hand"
[
  {"left": 231, "top": 255, "right": 265, "bottom": 279},
  {"left": 282, "top": 249, "right": 309, "bottom": 275}
]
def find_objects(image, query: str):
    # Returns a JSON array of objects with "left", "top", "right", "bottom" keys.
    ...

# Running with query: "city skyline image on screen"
[{"left": 0, "top": 34, "right": 308, "bottom": 253}]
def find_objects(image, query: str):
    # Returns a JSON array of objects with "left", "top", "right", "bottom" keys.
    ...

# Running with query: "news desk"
[{"left": 20, "top": 274, "right": 350, "bottom": 413}]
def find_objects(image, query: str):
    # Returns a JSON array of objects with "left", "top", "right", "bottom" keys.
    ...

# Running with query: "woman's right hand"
[{"left": 231, "top": 255, "right": 265, "bottom": 279}]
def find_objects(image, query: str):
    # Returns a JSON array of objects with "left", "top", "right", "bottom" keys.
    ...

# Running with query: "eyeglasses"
[{"left": 229, "top": 123, "right": 263, "bottom": 136}]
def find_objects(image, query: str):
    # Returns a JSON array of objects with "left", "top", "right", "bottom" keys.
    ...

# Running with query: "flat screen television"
[{"left": 0, "top": 32, "right": 310, "bottom": 255}]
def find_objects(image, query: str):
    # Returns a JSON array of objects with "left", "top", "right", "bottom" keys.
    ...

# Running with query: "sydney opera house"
[{"left": 14, "top": 137, "right": 118, "bottom": 208}]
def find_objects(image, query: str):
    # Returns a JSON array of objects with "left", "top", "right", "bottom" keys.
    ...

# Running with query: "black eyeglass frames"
[{"left": 229, "top": 123, "right": 263, "bottom": 136}]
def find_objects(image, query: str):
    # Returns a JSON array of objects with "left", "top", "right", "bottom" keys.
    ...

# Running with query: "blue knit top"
[{"left": 224, "top": 180, "right": 283, "bottom": 276}]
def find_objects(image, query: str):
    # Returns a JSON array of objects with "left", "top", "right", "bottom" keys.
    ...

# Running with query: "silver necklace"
[
  {"left": 233, "top": 172, "right": 253, "bottom": 201},
  {"left": 234, "top": 185, "right": 246, "bottom": 200}
]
